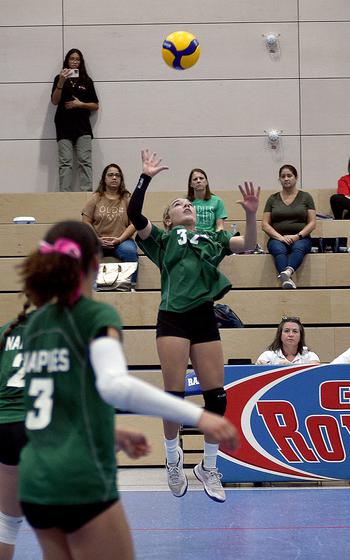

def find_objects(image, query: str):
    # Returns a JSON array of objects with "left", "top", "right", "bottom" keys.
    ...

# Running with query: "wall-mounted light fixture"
[
  {"left": 264, "top": 129, "right": 283, "bottom": 149},
  {"left": 263, "top": 32, "right": 280, "bottom": 54}
]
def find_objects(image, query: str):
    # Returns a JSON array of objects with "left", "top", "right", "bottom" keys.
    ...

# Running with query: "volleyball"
[{"left": 162, "top": 31, "right": 200, "bottom": 70}]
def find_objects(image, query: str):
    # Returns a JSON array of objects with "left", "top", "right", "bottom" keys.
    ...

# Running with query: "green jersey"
[
  {"left": 0, "top": 318, "right": 32, "bottom": 424},
  {"left": 264, "top": 191, "right": 315, "bottom": 235},
  {"left": 137, "top": 224, "right": 232, "bottom": 312},
  {"left": 192, "top": 195, "right": 227, "bottom": 232},
  {"left": 19, "top": 296, "right": 122, "bottom": 505}
]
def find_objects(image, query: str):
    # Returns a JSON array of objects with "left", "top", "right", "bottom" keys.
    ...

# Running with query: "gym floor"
[{"left": 14, "top": 468, "right": 350, "bottom": 559}]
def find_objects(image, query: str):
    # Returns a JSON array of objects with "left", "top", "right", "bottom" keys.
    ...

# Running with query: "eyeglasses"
[
  {"left": 281, "top": 316, "right": 301, "bottom": 322},
  {"left": 106, "top": 172, "right": 121, "bottom": 178}
]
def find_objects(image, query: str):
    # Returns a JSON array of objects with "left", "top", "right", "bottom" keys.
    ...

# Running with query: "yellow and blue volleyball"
[{"left": 162, "top": 31, "right": 200, "bottom": 70}]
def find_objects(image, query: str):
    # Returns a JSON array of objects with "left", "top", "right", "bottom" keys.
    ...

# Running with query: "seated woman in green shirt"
[
  {"left": 128, "top": 150, "right": 259, "bottom": 504},
  {"left": 187, "top": 168, "right": 227, "bottom": 232},
  {"left": 262, "top": 164, "right": 316, "bottom": 289}
]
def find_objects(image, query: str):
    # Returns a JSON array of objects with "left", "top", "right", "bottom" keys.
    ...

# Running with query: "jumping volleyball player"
[
  {"left": 17, "top": 220, "right": 238, "bottom": 560},
  {"left": 128, "top": 149, "right": 260, "bottom": 502}
]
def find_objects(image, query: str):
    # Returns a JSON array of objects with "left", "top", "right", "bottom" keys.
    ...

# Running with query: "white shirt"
[
  {"left": 331, "top": 347, "right": 350, "bottom": 364},
  {"left": 256, "top": 347, "right": 320, "bottom": 365}
]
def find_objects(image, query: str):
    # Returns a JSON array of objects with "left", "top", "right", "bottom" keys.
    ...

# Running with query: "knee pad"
[
  {"left": 0, "top": 511, "right": 23, "bottom": 545},
  {"left": 203, "top": 387, "right": 227, "bottom": 416},
  {"left": 166, "top": 390, "right": 185, "bottom": 400}
]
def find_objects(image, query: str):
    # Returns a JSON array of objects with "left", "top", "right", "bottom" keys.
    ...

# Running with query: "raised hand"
[
  {"left": 237, "top": 181, "right": 260, "bottom": 215},
  {"left": 141, "top": 149, "right": 169, "bottom": 178},
  {"left": 59, "top": 68, "right": 72, "bottom": 81}
]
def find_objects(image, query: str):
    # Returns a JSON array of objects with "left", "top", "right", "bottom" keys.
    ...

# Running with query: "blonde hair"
[
  {"left": 162, "top": 198, "right": 196, "bottom": 231},
  {"left": 162, "top": 203, "right": 172, "bottom": 230}
]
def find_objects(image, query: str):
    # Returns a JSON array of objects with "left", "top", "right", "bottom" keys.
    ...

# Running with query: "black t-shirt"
[{"left": 52, "top": 75, "right": 99, "bottom": 141}]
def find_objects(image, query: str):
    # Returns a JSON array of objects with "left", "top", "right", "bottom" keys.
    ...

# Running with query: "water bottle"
[{"left": 231, "top": 223, "right": 237, "bottom": 236}]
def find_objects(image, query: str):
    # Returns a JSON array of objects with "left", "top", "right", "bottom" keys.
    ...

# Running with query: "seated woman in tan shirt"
[{"left": 81, "top": 163, "right": 138, "bottom": 287}]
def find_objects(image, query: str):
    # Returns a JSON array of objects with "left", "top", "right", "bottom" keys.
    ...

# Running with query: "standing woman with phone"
[{"left": 51, "top": 48, "right": 99, "bottom": 192}]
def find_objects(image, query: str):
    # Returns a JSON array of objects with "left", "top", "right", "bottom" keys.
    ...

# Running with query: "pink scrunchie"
[
  {"left": 38, "top": 237, "right": 82, "bottom": 305},
  {"left": 38, "top": 238, "right": 82, "bottom": 260}
]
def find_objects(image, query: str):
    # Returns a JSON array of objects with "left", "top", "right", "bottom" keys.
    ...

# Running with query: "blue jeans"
[
  {"left": 267, "top": 237, "right": 312, "bottom": 273},
  {"left": 103, "top": 239, "right": 138, "bottom": 284}
]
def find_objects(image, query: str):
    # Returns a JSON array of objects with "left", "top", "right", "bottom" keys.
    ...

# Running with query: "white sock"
[
  {"left": 203, "top": 442, "right": 219, "bottom": 470},
  {"left": 165, "top": 437, "right": 179, "bottom": 464}
]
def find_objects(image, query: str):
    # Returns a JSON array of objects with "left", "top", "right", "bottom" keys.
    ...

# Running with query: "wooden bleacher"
[{"left": 1, "top": 189, "right": 349, "bottom": 465}]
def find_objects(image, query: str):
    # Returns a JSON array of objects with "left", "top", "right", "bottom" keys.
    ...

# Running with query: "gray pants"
[{"left": 58, "top": 135, "right": 92, "bottom": 192}]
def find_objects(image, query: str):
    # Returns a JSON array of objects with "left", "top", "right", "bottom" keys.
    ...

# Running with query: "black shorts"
[
  {"left": 0, "top": 422, "right": 27, "bottom": 466},
  {"left": 21, "top": 499, "right": 118, "bottom": 534},
  {"left": 156, "top": 301, "right": 220, "bottom": 345}
]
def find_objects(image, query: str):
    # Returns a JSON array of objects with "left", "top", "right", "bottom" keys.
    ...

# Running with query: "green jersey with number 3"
[
  {"left": 0, "top": 318, "right": 32, "bottom": 424},
  {"left": 19, "top": 297, "right": 122, "bottom": 505},
  {"left": 137, "top": 224, "right": 232, "bottom": 312}
]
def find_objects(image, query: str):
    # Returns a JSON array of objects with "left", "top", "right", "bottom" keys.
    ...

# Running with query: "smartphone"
[{"left": 70, "top": 69, "right": 79, "bottom": 78}]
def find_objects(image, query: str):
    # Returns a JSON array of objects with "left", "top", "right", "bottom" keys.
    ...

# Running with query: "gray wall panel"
[
  {"left": 0, "top": 1, "right": 348, "bottom": 192},
  {"left": 64, "top": 0, "right": 298, "bottom": 25}
]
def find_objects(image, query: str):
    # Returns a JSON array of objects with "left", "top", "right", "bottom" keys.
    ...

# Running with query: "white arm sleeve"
[
  {"left": 89, "top": 337, "right": 202, "bottom": 426},
  {"left": 331, "top": 347, "right": 350, "bottom": 364}
]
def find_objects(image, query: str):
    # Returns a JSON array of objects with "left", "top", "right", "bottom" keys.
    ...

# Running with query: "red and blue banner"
[{"left": 215, "top": 364, "right": 350, "bottom": 482}]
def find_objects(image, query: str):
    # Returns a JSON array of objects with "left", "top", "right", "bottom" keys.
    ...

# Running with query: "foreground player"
[
  {"left": 0, "top": 306, "right": 149, "bottom": 560},
  {"left": 18, "top": 220, "right": 238, "bottom": 560},
  {"left": 128, "top": 150, "right": 259, "bottom": 502}
]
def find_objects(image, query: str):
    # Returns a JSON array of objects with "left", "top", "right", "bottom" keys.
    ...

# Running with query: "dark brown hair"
[
  {"left": 187, "top": 168, "right": 212, "bottom": 201},
  {"left": 20, "top": 221, "right": 100, "bottom": 307},
  {"left": 63, "top": 48, "right": 90, "bottom": 80},
  {"left": 268, "top": 317, "right": 306, "bottom": 355},
  {"left": 95, "top": 164, "right": 130, "bottom": 199},
  {"left": 278, "top": 164, "right": 298, "bottom": 179}
]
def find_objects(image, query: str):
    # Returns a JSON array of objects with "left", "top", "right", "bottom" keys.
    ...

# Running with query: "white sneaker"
[
  {"left": 166, "top": 447, "right": 188, "bottom": 498},
  {"left": 193, "top": 461, "right": 226, "bottom": 503},
  {"left": 282, "top": 278, "right": 297, "bottom": 289},
  {"left": 278, "top": 269, "right": 296, "bottom": 289},
  {"left": 279, "top": 268, "right": 291, "bottom": 283}
]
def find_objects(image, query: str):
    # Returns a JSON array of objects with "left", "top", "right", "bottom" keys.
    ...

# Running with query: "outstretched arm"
[
  {"left": 229, "top": 181, "right": 260, "bottom": 253},
  {"left": 90, "top": 336, "right": 239, "bottom": 452},
  {"left": 127, "top": 149, "right": 169, "bottom": 241}
]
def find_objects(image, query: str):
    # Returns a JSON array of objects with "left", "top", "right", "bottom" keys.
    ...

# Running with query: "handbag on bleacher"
[{"left": 96, "top": 262, "right": 138, "bottom": 292}]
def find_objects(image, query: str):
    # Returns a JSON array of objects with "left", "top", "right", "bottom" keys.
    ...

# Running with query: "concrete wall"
[{"left": 1, "top": 0, "right": 349, "bottom": 192}]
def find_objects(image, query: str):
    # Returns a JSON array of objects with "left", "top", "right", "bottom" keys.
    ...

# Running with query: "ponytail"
[{"left": 20, "top": 221, "right": 100, "bottom": 307}]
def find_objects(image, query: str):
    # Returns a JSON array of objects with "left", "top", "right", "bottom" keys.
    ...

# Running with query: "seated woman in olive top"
[
  {"left": 187, "top": 168, "right": 228, "bottom": 232},
  {"left": 261, "top": 165, "right": 316, "bottom": 289}
]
